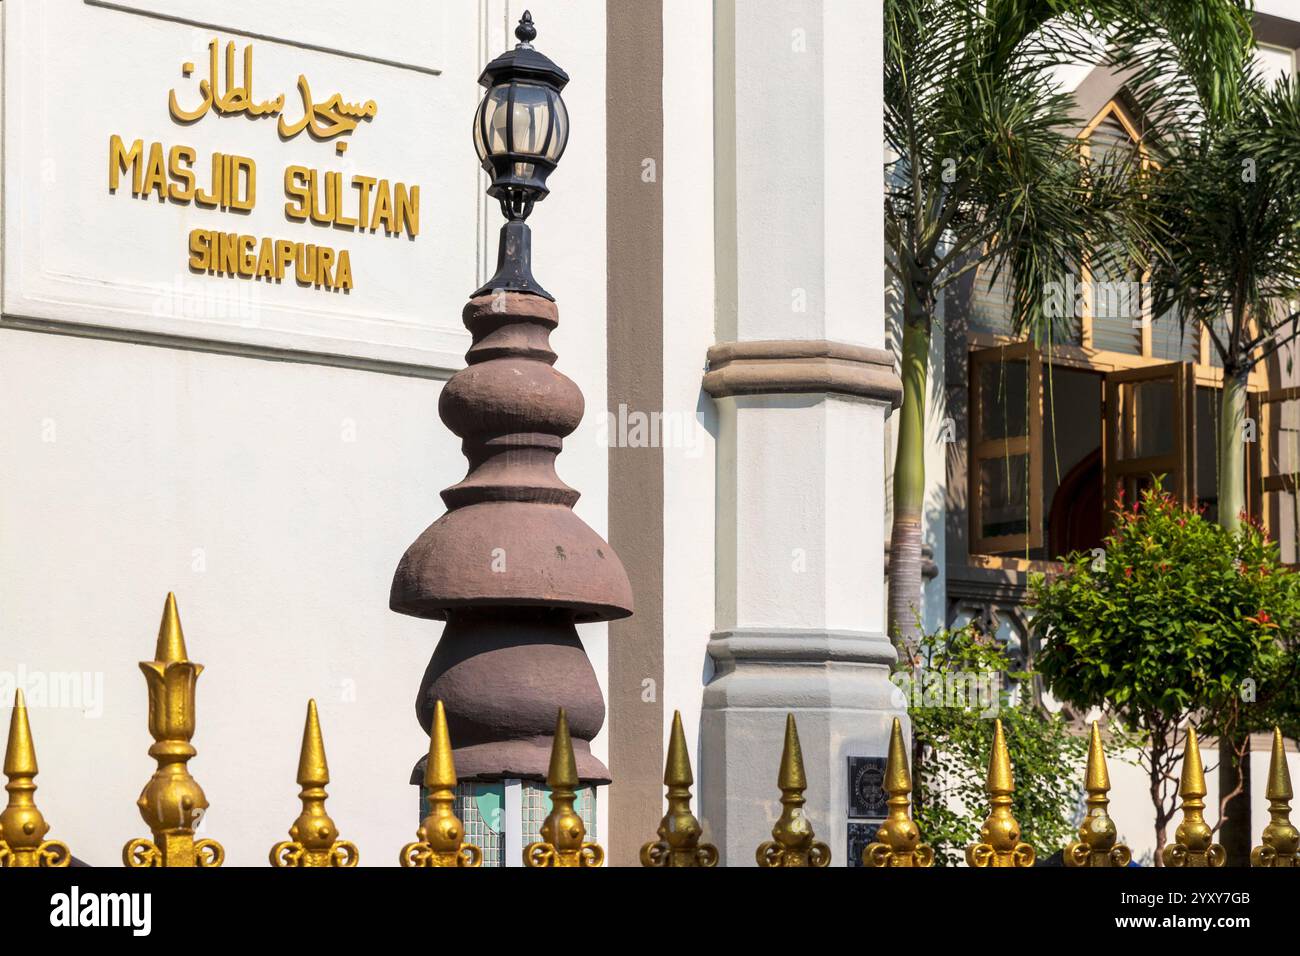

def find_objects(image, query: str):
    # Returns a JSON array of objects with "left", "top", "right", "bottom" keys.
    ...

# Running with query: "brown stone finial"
[{"left": 391, "top": 291, "right": 633, "bottom": 787}]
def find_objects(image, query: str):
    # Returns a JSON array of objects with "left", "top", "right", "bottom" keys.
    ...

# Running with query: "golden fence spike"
[
  {"left": 155, "top": 590, "right": 189, "bottom": 664},
  {"left": 1250, "top": 726, "right": 1298, "bottom": 867},
  {"left": 524, "top": 708, "right": 603, "bottom": 867},
  {"left": 122, "top": 592, "right": 225, "bottom": 867},
  {"left": 400, "top": 700, "right": 481, "bottom": 867},
  {"left": 640, "top": 710, "right": 718, "bottom": 867},
  {"left": 1064, "top": 721, "right": 1131, "bottom": 867},
  {"left": 0, "top": 689, "right": 72, "bottom": 867},
  {"left": 863, "top": 717, "right": 933, "bottom": 867},
  {"left": 270, "top": 700, "right": 359, "bottom": 867},
  {"left": 756, "top": 713, "right": 831, "bottom": 867},
  {"left": 965, "top": 718, "right": 1035, "bottom": 867},
  {"left": 1161, "top": 725, "right": 1225, "bottom": 867}
]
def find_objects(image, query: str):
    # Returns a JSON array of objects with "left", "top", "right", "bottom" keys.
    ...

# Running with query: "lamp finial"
[{"left": 516, "top": 11, "right": 537, "bottom": 46}]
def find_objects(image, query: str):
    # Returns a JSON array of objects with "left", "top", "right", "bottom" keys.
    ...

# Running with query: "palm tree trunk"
[
  {"left": 1216, "top": 366, "right": 1252, "bottom": 864},
  {"left": 1217, "top": 367, "right": 1248, "bottom": 531},
  {"left": 888, "top": 277, "right": 933, "bottom": 655}
]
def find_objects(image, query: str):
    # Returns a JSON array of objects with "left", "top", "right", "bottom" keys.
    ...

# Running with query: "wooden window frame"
[
  {"left": 1102, "top": 361, "right": 1196, "bottom": 527},
  {"left": 968, "top": 341, "right": 1044, "bottom": 555},
  {"left": 1258, "top": 386, "right": 1300, "bottom": 546},
  {"left": 961, "top": 98, "right": 1267, "bottom": 569}
]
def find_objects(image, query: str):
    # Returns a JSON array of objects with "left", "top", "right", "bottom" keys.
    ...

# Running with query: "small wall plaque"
[
  {"left": 847, "top": 755, "right": 888, "bottom": 819},
  {"left": 846, "top": 819, "right": 884, "bottom": 868}
]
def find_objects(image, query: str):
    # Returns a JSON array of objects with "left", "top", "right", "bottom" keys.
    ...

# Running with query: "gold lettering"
[
  {"left": 229, "top": 156, "right": 256, "bottom": 211},
  {"left": 239, "top": 235, "right": 257, "bottom": 276},
  {"left": 335, "top": 249, "right": 352, "bottom": 291},
  {"left": 168, "top": 145, "right": 197, "bottom": 202},
  {"left": 256, "top": 237, "right": 276, "bottom": 279},
  {"left": 370, "top": 179, "right": 393, "bottom": 233},
  {"left": 188, "top": 229, "right": 210, "bottom": 270},
  {"left": 284, "top": 166, "right": 310, "bottom": 221},
  {"left": 196, "top": 151, "right": 223, "bottom": 207},
  {"left": 184, "top": 230, "right": 352, "bottom": 291},
  {"left": 395, "top": 183, "right": 419, "bottom": 238},
  {"left": 109, "top": 135, "right": 144, "bottom": 194},
  {"left": 334, "top": 172, "right": 358, "bottom": 228},
  {"left": 295, "top": 244, "right": 316, "bottom": 285},
  {"left": 219, "top": 231, "right": 239, "bottom": 274},
  {"left": 352, "top": 176, "right": 376, "bottom": 227},
  {"left": 317, "top": 246, "right": 335, "bottom": 288},
  {"left": 276, "top": 239, "right": 295, "bottom": 279},
  {"left": 309, "top": 170, "right": 336, "bottom": 225}
]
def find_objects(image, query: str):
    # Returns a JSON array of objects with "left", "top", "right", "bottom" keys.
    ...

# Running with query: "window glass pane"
[
  {"left": 970, "top": 263, "right": 1015, "bottom": 338},
  {"left": 978, "top": 359, "right": 1028, "bottom": 440},
  {"left": 1119, "top": 379, "right": 1175, "bottom": 459},
  {"left": 1084, "top": 111, "right": 1143, "bottom": 356},
  {"left": 547, "top": 93, "right": 568, "bottom": 161},
  {"left": 1088, "top": 113, "right": 1140, "bottom": 167},
  {"left": 1208, "top": 313, "right": 1231, "bottom": 368},
  {"left": 1277, "top": 490, "right": 1299, "bottom": 564},
  {"left": 509, "top": 83, "right": 553, "bottom": 156},
  {"left": 1089, "top": 243, "right": 1142, "bottom": 355},
  {"left": 1150, "top": 306, "right": 1198, "bottom": 362},
  {"left": 485, "top": 86, "right": 511, "bottom": 154},
  {"left": 979, "top": 455, "right": 1030, "bottom": 538},
  {"left": 1196, "top": 386, "right": 1220, "bottom": 521},
  {"left": 1276, "top": 398, "right": 1300, "bottom": 475}
]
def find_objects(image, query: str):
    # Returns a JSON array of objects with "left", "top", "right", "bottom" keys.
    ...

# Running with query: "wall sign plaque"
[
  {"left": 3, "top": 0, "right": 479, "bottom": 371},
  {"left": 846, "top": 819, "right": 885, "bottom": 869},
  {"left": 847, "top": 755, "right": 888, "bottom": 819}
]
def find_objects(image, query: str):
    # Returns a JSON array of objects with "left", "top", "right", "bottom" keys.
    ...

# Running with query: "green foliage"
[
  {"left": 905, "top": 625, "right": 1087, "bottom": 866},
  {"left": 883, "top": 0, "right": 1253, "bottom": 343},
  {"left": 1032, "top": 488, "right": 1300, "bottom": 739},
  {"left": 1148, "top": 72, "right": 1300, "bottom": 380}
]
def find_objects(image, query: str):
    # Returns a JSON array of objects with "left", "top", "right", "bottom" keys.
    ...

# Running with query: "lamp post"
[
  {"left": 472, "top": 10, "right": 570, "bottom": 301},
  {"left": 390, "top": 11, "right": 631, "bottom": 865}
]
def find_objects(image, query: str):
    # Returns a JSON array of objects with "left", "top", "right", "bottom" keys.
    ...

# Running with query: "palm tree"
[
  {"left": 1145, "top": 67, "right": 1300, "bottom": 865},
  {"left": 883, "top": 0, "right": 1254, "bottom": 653}
]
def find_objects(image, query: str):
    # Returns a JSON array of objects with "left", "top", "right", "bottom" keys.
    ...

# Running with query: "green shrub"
[
  {"left": 1031, "top": 486, "right": 1300, "bottom": 856},
  {"left": 904, "top": 625, "right": 1086, "bottom": 866}
]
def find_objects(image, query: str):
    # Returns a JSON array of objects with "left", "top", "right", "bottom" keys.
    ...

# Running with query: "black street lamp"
[{"left": 473, "top": 10, "right": 570, "bottom": 300}]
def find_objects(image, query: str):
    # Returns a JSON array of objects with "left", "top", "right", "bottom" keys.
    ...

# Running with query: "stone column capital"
[{"left": 702, "top": 339, "right": 902, "bottom": 408}]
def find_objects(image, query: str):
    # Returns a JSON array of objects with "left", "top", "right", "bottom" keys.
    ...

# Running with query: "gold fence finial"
[
  {"left": 756, "top": 713, "right": 831, "bottom": 867},
  {"left": 0, "top": 690, "right": 71, "bottom": 867},
  {"left": 524, "top": 708, "right": 603, "bottom": 867},
  {"left": 966, "top": 718, "right": 1035, "bottom": 867},
  {"left": 1064, "top": 721, "right": 1131, "bottom": 867},
  {"left": 640, "top": 710, "right": 718, "bottom": 867},
  {"left": 123, "top": 593, "right": 225, "bottom": 867},
  {"left": 1251, "top": 726, "right": 1298, "bottom": 867},
  {"left": 863, "top": 717, "right": 932, "bottom": 867},
  {"left": 400, "top": 700, "right": 482, "bottom": 867},
  {"left": 1162, "top": 725, "right": 1225, "bottom": 867},
  {"left": 271, "top": 700, "right": 359, "bottom": 867},
  {"left": 156, "top": 590, "right": 188, "bottom": 663}
]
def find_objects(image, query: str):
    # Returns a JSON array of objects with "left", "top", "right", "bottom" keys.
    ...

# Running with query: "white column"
[{"left": 700, "top": 0, "right": 903, "bottom": 866}]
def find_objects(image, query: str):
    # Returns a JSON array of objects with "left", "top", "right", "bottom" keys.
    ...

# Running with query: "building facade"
[
  {"left": 5, "top": 0, "right": 1299, "bottom": 869},
  {"left": 1, "top": 0, "right": 901, "bottom": 866},
  {"left": 888, "top": 0, "right": 1300, "bottom": 864}
]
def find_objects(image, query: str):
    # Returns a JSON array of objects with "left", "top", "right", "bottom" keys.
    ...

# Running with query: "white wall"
[
  {"left": 1107, "top": 743, "right": 1300, "bottom": 866},
  {"left": 1, "top": 0, "right": 612, "bottom": 865},
  {"left": 660, "top": 0, "right": 717, "bottom": 813}
]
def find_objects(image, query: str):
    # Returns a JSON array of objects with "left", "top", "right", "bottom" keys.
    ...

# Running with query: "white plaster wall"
[
  {"left": 1107, "top": 744, "right": 1300, "bottom": 866},
  {"left": 0, "top": 0, "right": 612, "bottom": 865},
  {"left": 719, "top": 395, "right": 883, "bottom": 633},
  {"left": 660, "top": 0, "right": 716, "bottom": 816}
]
